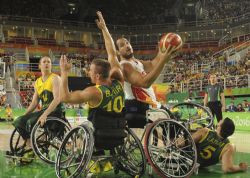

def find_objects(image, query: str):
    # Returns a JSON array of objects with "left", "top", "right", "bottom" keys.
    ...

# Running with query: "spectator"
[
  {"left": 242, "top": 100, "right": 249, "bottom": 109},
  {"left": 237, "top": 104, "right": 245, "bottom": 112},
  {"left": 227, "top": 101, "right": 237, "bottom": 112}
]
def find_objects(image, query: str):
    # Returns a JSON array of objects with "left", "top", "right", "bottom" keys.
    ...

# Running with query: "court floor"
[{"left": 0, "top": 122, "right": 249, "bottom": 178}]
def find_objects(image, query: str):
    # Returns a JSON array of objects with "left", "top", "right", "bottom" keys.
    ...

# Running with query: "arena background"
[{"left": 0, "top": 0, "right": 249, "bottom": 177}]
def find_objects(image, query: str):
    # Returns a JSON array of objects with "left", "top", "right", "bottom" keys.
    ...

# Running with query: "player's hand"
[
  {"left": 239, "top": 162, "right": 248, "bottom": 171},
  {"left": 157, "top": 45, "right": 178, "bottom": 63},
  {"left": 60, "top": 55, "right": 72, "bottom": 72},
  {"left": 96, "top": 11, "right": 106, "bottom": 30},
  {"left": 37, "top": 114, "right": 47, "bottom": 127}
]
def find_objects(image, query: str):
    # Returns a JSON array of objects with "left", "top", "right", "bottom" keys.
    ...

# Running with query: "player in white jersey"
[{"left": 96, "top": 11, "right": 178, "bottom": 127}]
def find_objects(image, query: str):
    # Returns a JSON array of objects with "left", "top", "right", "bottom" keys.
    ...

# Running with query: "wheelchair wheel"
[
  {"left": 10, "top": 128, "right": 26, "bottom": 153},
  {"left": 144, "top": 119, "right": 197, "bottom": 178},
  {"left": 31, "top": 117, "right": 71, "bottom": 164},
  {"left": 171, "top": 102, "right": 213, "bottom": 129},
  {"left": 114, "top": 128, "right": 146, "bottom": 177},
  {"left": 56, "top": 124, "right": 94, "bottom": 178},
  {"left": 9, "top": 128, "right": 34, "bottom": 164}
]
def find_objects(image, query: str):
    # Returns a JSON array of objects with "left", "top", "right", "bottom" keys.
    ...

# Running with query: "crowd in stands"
[
  {"left": 162, "top": 48, "right": 249, "bottom": 92},
  {"left": 0, "top": 90, "right": 6, "bottom": 107},
  {"left": 17, "top": 73, "right": 37, "bottom": 107},
  {"left": 204, "top": 0, "right": 250, "bottom": 21},
  {"left": 227, "top": 100, "right": 250, "bottom": 112},
  {"left": 18, "top": 72, "right": 36, "bottom": 91}
]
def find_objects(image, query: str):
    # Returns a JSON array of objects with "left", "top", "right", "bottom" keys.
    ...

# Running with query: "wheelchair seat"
[
  {"left": 89, "top": 109, "right": 127, "bottom": 149},
  {"left": 125, "top": 113, "right": 147, "bottom": 128}
]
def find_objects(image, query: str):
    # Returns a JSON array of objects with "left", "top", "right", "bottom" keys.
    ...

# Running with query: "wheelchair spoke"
[
  {"left": 14, "top": 135, "right": 21, "bottom": 150},
  {"left": 145, "top": 119, "right": 197, "bottom": 178}
]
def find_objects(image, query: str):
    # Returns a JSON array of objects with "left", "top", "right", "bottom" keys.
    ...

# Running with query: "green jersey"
[
  {"left": 197, "top": 129, "right": 229, "bottom": 167},
  {"left": 88, "top": 80, "right": 125, "bottom": 114}
]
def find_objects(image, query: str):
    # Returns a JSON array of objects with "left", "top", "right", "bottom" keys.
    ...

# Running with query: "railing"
[
  {"left": 180, "top": 74, "right": 250, "bottom": 92},
  {"left": 18, "top": 80, "right": 35, "bottom": 91},
  {"left": 0, "top": 12, "right": 249, "bottom": 32},
  {"left": 15, "top": 62, "right": 80, "bottom": 76},
  {"left": 0, "top": 79, "right": 6, "bottom": 90}
]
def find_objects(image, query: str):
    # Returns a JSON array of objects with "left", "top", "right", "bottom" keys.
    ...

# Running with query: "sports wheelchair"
[
  {"left": 9, "top": 116, "right": 71, "bottom": 165},
  {"left": 55, "top": 109, "right": 146, "bottom": 178},
  {"left": 126, "top": 102, "right": 213, "bottom": 178}
]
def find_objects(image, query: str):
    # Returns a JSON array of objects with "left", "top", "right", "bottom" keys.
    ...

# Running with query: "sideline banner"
[{"left": 223, "top": 112, "right": 250, "bottom": 132}]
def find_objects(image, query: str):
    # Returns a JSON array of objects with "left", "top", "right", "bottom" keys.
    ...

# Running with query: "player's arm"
[
  {"left": 122, "top": 48, "right": 174, "bottom": 88},
  {"left": 60, "top": 55, "right": 102, "bottom": 105},
  {"left": 221, "top": 144, "right": 248, "bottom": 173},
  {"left": 24, "top": 89, "right": 39, "bottom": 115},
  {"left": 96, "top": 11, "right": 121, "bottom": 70},
  {"left": 61, "top": 86, "right": 101, "bottom": 105},
  {"left": 140, "top": 50, "right": 172, "bottom": 73},
  {"left": 41, "top": 75, "right": 61, "bottom": 117},
  {"left": 110, "top": 67, "right": 124, "bottom": 84},
  {"left": 95, "top": 11, "right": 124, "bottom": 84},
  {"left": 192, "top": 128, "right": 208, "bottom": 143}
]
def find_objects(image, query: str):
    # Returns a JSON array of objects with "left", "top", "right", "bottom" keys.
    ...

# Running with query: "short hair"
[
  {"left": 91, "top": 59, "right": 110, "bottom": 79},
  {"left": 220, "top": 117, "right": 235, "bottom": 139}
]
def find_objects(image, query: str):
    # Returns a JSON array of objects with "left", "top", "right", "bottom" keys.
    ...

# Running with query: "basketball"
[{"left": 159, "top": 33, "right": 183, "bottom": 53}]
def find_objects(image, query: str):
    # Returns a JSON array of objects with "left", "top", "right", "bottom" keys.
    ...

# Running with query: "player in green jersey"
[{"left": 192, "top": 117, "right": 248, "bottom": 173}]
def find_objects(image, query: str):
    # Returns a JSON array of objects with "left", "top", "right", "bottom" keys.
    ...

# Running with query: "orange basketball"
[{"left": 159, "top": 33, "right": 183, "bottom": 53}]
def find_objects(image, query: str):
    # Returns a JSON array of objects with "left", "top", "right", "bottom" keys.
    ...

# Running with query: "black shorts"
[{"left": 125, "top": 99, "right": 149, "bottom": 128}]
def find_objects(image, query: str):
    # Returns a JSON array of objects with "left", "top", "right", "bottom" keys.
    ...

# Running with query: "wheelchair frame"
[{"left": 55, "top": 121, "right": 146, "bottom": 178}]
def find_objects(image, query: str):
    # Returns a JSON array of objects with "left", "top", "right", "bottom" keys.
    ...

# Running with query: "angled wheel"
[
  {"left": 114, "top": 128, "right": 146, "bottom": 177},
  {"left": 9, "top": 128, "right": 33, "bottom": 164},
  {"left": 31, "top": 117, "right": 71, "bottom": 164},
  {"left": 171, "top": 102, "right": 213, "bottom": 130},
  {"left": 144, "top": 119, "right": 197, "bottom": 178},
  {"left": 56, "top": 123, "right": 94, "bottom": 178},
  {"left": 10, "top": 129, "right": 26, "bottom": 153}
]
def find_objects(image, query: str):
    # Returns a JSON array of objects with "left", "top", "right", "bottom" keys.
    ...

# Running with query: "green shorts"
[{"left": 13, "top": 109, "right": 63, "bottom": 139}]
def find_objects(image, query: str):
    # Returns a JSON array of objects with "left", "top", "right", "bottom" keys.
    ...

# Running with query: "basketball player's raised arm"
[
  {"left": 122, "top": 48, "right": 174, "bottom": 88},
  {"left": 96, "top": 11, "right": 121, "bottom": 70},
  {"left": 221, "top": 144, "right": 248, "bottom": 173},
  {"left": 59, "top": 55, "right": 101, "bottom": 105}
]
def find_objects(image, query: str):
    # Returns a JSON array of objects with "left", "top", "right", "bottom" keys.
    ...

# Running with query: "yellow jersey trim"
[
  {"left": 35, "top": 73, "right": 55, "bottom": 95},
  {"left": 199, "top": 129, "right": 210, "bottom": 143},
  {"left": 88, "top": 85, "right": 103, "bottom": 108}
]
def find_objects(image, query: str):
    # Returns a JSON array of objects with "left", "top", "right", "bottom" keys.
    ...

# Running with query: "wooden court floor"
[{"left": 0, "top": 122, "right": 249, "bottom": 178}]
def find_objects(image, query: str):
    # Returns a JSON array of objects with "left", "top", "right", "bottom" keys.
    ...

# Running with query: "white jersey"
[{"left": 120, "top": 59, "right": 161, "bottom": 108}]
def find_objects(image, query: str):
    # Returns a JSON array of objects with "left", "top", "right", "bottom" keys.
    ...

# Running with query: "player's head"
[
  {"left": 217, "top": 117, "right": 235, "bottom": 139},
  {"left": 116, "top": 37, "right": 134, "bottom": 60},
  {"left": 39, "top": 56, "right": 52, "bottom": 72},
  {"left": 89, "top": 59, "right": 111, "bottom": 83},
  {"left": 209, "top": 74, "right": 217, "bottom": 85}
]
